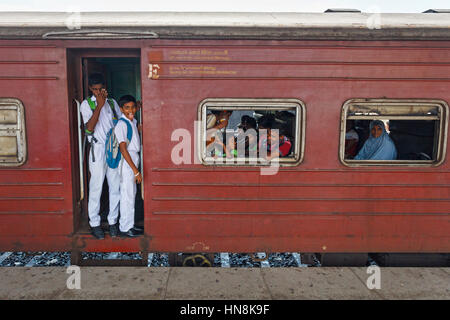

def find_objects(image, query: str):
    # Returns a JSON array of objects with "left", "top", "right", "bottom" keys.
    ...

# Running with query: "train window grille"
[
  {"left": 0, "top": 98, "right": 27, "bottom": 166},
  {"left": 340, "top": 99, "right": 448, "bottom": 166},
  {"left": 198, "top": 98, "right": 306, "bottom": 166}
]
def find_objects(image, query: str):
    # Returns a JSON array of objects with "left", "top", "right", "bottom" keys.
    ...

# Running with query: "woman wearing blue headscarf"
[{"left": 354, "top": 120, "right": 397, "bottom": 160}]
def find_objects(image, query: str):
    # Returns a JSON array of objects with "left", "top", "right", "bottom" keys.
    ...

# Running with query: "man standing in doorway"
[{"left": 80, "top": 73, "right": 122, "bottom": 239}]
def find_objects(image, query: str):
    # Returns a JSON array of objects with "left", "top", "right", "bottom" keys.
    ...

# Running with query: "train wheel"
[
  {"left": 182, "top": 254, "right": 212, "bottom": 267},
  {"left": 168, "top": 253, "right": 214, "bottom": 267}
]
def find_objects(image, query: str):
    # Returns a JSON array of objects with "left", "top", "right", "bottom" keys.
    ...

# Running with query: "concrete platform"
[{"left": 0, "top": 267, "right": 448, "bottom": 300}]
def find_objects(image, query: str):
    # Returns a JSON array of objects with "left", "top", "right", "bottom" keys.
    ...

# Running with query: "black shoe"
[
  {"left": 109, "top": 224, "right": 119, "bottom": 238},
  {"left": 91, "top": 226, "right": 105, "bottom": 240},
  {"left": 119, "top": 227, "right": 143, "bottom": 238},
  {"left": 133, "top": 225, "right": 144, "bottom": 232}
]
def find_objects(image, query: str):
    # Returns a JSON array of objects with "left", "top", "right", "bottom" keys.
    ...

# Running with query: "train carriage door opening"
[{"left": 67, "top": 49, "right": 142, "bottom": 235}]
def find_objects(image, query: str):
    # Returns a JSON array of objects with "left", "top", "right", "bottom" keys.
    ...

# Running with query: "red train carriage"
[{"left": 0, "top": 12, "right": 449, "bottom": 264}]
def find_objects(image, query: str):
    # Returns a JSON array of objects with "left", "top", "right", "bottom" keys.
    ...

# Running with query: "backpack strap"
[
  {"left": 87, "top": 97, "right": 96, "bottom": 111},
  {"left": 118, "top": 118, "right": 133, "bottom": 144},
  {"left": 85, "top": 97, "right": 96, "bottom": 135},
  {"left": 108, "top": 98, "right": 119, "bottom": 121},
  {"left": 87, "top": 97, "right": 118, "bottom": 120}
]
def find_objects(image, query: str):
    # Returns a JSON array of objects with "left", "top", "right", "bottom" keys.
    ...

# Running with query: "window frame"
[
  {"left": 0, "top": 98, "right": 27, "bottom": 167},
  {"left": 198, "top": 98, "right": 306, "bottom": 167},
  {"left": 340, "top": 98, "right": 448, "bottom": 167}
]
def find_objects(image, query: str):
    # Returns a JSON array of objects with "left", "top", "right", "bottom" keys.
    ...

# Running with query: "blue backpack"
[{"left": 105, "top": 118, "right": 133, "bottom": 169}]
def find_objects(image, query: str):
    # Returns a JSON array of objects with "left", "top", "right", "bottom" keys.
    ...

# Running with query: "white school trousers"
[
  {"left": 119, "top": 151, "right": 140, "bottom": 232},
  {"left": 88, "top": 141, "right": 121, "bottom": 227}
]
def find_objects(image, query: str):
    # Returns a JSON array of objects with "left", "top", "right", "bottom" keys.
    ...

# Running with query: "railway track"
[
  {"left": 1, "top": 251, "right": 447, "bottom": 267},
  {"left": 0, "top": 252, "right": 315, "bottom": 268}
]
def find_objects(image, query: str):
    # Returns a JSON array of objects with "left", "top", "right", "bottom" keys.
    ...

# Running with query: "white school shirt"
[
  {"left": 115, "top": 116, "right": 141, "bottom": 153},
  {"left": 80, "top": 95, "right": 122, "bottom": 144}
]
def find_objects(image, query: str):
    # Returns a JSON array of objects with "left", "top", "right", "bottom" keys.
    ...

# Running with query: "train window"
[
  {"left": 198, "top": 98, "right": 305, "bottom": 166},
  {"left": 340, "top": 99, "right": 448, "bottom": 166},
  {"left": 0, "top": 98, "right": 27, "bottom": 166}
]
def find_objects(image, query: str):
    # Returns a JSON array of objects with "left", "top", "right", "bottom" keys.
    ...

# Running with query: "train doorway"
[{"left": 67, "top": 49, "right": 143, "bottom": 235}]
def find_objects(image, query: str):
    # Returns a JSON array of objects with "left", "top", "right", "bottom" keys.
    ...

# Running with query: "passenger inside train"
[
  {"left": 344, "top": 102, "right": 440, "bottom": 162},
  {"left": 226, "top": 110, "right": 256, "bottom": 130},
  {"left": 257, "top": 114, "right": 293, "bottom": 161},
  {"left": 344, "top": 120, "right": 359, "bottom": 159},
  {"left": 354, "top": 120, "right": 397, "bottom": 160},
  {"left": 347, "top": 119, "right": 438, "bottom": 161},
  {"left": 205, "top": 110, "right": 232, "bottom": 157},
  {"left": 206, "top": 110, "right": 231, "bottom": 141},
  {"left": 204, "top": 107, "right": 297, "bottom": 163},
  {"left": 226, "top": 115, "right": 258, "bottom": 158}
]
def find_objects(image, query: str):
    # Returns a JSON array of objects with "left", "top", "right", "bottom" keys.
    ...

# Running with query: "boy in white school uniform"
[
  {"left": 115, "top": 95, "right": 143, "bottom": 237},
  {"left": 80, "top": 73, "right": 122, "bottom": 239}
]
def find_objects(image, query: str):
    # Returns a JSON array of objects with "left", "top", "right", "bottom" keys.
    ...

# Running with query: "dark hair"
[
  {"left": 258, "top": 114, "right": 275, "bottom": 129},
  {"left": 88, "top": 73, "right": 105, "bottom": 86},
  {"left": 239, "top": 115, "right": 257, "bottom": 130},
  {"left": 118, "top": 95, "right": 137, "bottom": 108}
]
